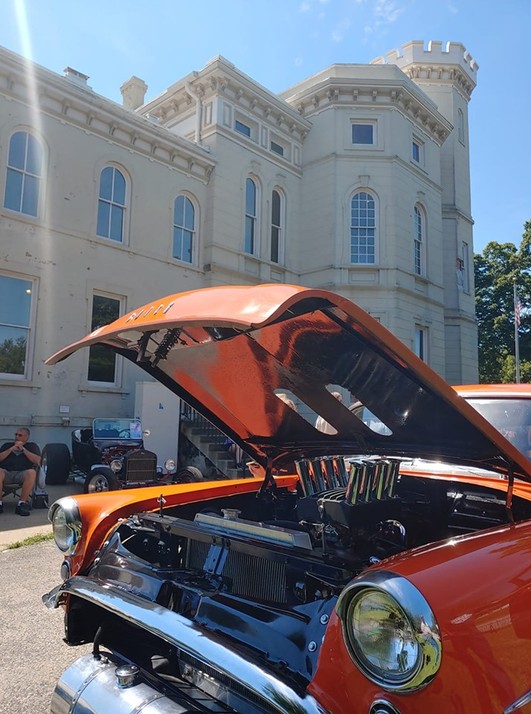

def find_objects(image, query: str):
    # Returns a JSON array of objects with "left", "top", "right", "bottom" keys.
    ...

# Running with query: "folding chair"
[{"left": 1, "top": 467, "right": 48, "bottom": 509}]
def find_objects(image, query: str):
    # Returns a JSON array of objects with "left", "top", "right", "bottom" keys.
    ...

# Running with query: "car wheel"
[
  {"left": 84, "top": 471, "right": 119, "bottom": 493},
  {"left": 173, "top": 466, "right": 204, "bottom": 483},
  {"left": 42, "top": 443, "right": 71, "bottom": 485}
]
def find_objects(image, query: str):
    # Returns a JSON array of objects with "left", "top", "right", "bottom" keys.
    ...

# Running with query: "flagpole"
[{"left": 514, "top": 281, "right": 521, "bottom": 383}]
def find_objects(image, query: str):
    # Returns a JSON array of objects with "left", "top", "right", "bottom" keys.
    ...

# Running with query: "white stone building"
[{"left": 0, "top": 40, "right": 478, "bottom": 445}]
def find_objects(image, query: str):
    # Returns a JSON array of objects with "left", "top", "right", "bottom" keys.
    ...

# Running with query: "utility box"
[{"left": 134, "top": 382, "right": 180, "bottom": 466}]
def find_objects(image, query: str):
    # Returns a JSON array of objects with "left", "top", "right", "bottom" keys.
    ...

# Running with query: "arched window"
[
  {"left": 350, "top": 191, "right": 376, "bottom": 264},
  {"left": 245, "top": 178, "right": 257, "bottom": 255},
  {"left": 270, "top": 189, "right": 284, "bottom": 263},
  {"left": 96, "top": 166, "right": 126, "bottom": 242},
  {"left": 414, "top": 205, "right": 426, "bottom": 276},
  {"left": 173, "top": 195, "right": 195, "bottom": 263},
  {"left": 4, "top": 131, "right": 43, "bottom": 217}
]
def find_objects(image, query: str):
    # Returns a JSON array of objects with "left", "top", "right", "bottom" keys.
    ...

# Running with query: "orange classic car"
[{"left": 43, "top": 284, "right": 531, "bottom": 714}]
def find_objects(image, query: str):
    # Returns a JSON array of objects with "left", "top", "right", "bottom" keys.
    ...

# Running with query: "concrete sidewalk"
[{"left": 0, "top": 477, "right": 85, "bottom": 549}]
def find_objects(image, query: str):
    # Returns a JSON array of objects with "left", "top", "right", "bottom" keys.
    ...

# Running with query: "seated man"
[{"left": 0, "top": 427, "right": 41, "bottom": 516}]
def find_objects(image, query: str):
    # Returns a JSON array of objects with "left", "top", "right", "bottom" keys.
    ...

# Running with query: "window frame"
[
  {"left": 3, "top": 130, "right": 44, "bottom": 218},
  {"left": 457, "top": 109, "right": 465, "bottom": 144},
  {"left": 87, "top": 292, "right": 124, "bottom": 387},
  {"left": 351, "top": 121, "right": 376, "bottom": 146},
  {"left": 0, "top": 272, "right": 36, "bottom": 381},
  {"left": 270, "top": 188, "right": 285, "bottom": 264},
  {"left": 350, "top": 190, "right": 377, "bottom": 265},
  {"left": 412, "top": 136, "right": 425, "bottom": 166},
  {"left": 96, "top": 165, "right": 128, "bottom": 243},
  {"left": 460, "top": 240, "right": 470, "bottom": 294},
  {"left": 235, "top": 119, "right": 251, "bottom": 137},
  {"left": 244, "top": 177, "right": 258, "bottom": 255},
  {"left": 413, "top": 204, "right": 426, "bottom": 277},
  {"left": 173, "top": 194, "right": 196, "bottom": 264},
  {"left": 414, "top": 325, "right": 428, "bottom": 363}
]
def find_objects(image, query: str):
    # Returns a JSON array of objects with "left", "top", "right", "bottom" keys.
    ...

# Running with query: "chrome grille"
[{"left": 124, "top": 449, "right": 157, "bottom": 483}]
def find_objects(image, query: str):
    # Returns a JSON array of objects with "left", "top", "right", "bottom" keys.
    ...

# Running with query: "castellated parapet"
[{"left": 371, "top": 41, "right": 477, "bottom": 100}]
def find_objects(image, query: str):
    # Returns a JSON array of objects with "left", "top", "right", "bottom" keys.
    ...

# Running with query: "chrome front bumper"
[{"left": 44, "top": 576, "right": 329, "bottom": 714}]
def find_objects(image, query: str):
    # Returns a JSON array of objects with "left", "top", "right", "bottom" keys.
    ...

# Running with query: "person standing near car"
[{"left": 0, "top": 427, "right": 41, "bottom": 516}]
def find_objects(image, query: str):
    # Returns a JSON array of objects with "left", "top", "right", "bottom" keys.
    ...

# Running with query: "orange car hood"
[{"left": 46, "top": 284, "right": 531, "bottom": 481}]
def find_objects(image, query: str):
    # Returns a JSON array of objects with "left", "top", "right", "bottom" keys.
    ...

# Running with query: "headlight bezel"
[
  {"left": 164, "top": 458, "right": 176, "bottom": 474},
  {"left": 49, "top": 497, "right": 82, "bottom": 554},
  {"left": 109, "top": 458, "right": 123, "bottom": 473},
  {"left": 336, "top": 570, "right": 442, "bottom": 692}
]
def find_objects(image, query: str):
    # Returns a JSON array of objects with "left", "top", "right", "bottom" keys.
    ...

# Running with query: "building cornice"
[
  {"left": 372, "top": 41, "right": 478, "bottom": 102},
  {"left": 140, "top": 56, "right": 312, "bottom": 143},
  {"left": 279, "top": 66, "right": 452, "bottom": 146},
  {"left": 0, "top": 45, "right": 216, "bottom": 184},
  {"left": 399, "top": 64, "right": 475, "bottom": 102}
]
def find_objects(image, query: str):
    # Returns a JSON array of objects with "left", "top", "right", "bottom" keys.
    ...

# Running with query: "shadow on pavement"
[{"left": 0, "top": 475, "right": 85, "bottom": 548}]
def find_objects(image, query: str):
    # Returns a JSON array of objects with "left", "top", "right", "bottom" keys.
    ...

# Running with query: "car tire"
[
  {"left": 173, "top": 466, "right": 204, "bottom": 483},
  {"left": 84, "top": 471, "right": 119, "bottom": 493},
  {"left": 42, "top": 443, "right": 71, "bottom": 485}
]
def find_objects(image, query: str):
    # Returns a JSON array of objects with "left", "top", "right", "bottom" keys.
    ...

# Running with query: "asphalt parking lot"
[
  {"left": 0, "top": 539, "right": 91, "bottom": 713},
  {"left": 0, "top": 477, "right": 88, "bottom": 712}
]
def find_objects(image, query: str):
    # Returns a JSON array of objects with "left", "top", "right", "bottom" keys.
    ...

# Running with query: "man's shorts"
[{"left": 2, "top": 470, "right": 32, "bottom": 485}]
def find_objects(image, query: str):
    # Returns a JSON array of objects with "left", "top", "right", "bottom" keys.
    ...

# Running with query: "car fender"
[
  {"left": 55, "top": 474, "right": 300, "bottom": 577},
  {"left": 309, "top": 520, "right": 531, "bottom": 713},
  {"left": 89, "top": 464, "right": 113, "bottom": 476}
]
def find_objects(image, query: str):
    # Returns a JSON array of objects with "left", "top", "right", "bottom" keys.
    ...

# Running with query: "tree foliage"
[
  {"left": 475, "top": 221, "right": 531, "bottom": 382},
  {"left": 0, "top": 336, "right": 26, "bottom": 375}
]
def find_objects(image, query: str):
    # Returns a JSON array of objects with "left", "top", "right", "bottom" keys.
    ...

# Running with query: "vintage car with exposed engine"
[{"left": 43, "top": 284, "right": 531, "bottom": 714}]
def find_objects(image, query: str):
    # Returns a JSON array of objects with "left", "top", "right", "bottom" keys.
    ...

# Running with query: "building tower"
[{"left": 373, "top": 41, "right": 479, "bottom": 383}]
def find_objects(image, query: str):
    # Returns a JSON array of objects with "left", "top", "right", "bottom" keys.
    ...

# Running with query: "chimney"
[
  {"left": 120, "top": 76, "right": 148, "bottom": 111},
  {"left": 63, "top": 67, "right": 90, "bottom": 87}
]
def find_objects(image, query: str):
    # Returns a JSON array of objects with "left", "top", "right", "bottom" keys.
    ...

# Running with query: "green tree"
[
  {"left": 0, "top": 336, "right": 26, "bottom": 375},
  {"left": 474, "top": 221, "right": 531, "bottom": 382}
]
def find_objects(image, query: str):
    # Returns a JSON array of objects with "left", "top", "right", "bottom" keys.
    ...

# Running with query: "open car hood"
[{"left": 46, "top": 284, "right": 531, "bottom": 481}]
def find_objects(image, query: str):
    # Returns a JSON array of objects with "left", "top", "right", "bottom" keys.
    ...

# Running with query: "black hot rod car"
[{"left": 43, "top": 418, "right": 181, "bottom": 493}]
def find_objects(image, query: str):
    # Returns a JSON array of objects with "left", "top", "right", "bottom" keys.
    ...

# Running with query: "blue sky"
[{"left": 1, "top": 0, "right": 530, "bottom": 254}]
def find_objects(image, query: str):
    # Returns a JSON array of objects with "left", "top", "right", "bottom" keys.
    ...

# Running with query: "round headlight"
[
  {"left": 164, "top": 458, "right": 176, "bottom": 474},
  {"left": 337, "top": 571, "right": 441, "bottom": 692},
  {"left": 49, "top": 497, "right": 82, "bottom": 554},
  {"left": 110, "top": 458, "right": 123, "bottom": 473}
]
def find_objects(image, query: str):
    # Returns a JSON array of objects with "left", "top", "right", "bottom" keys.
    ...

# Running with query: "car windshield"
[
  {"left": 350, "top": 397, "right": 531, "bottom": 462},
  {"left": 466, "top": 398, "right": 531, "bottom": 459},
  {"left": 92, "top": 418, "right": 143, "bottom": 440}
]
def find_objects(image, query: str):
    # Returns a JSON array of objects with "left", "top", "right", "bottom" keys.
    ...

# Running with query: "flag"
[{"left": 515, "top": 292, "right": 522, "bottom": 328}]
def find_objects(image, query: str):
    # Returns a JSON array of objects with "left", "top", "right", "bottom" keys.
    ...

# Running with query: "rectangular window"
[
  {"left": 88, "top": 294, "right": 122, "bottom": 384},
  {"left": 270, "top": 141, "right": 284, "bottom": 156},
  {"left": 352, "top": 123, "right": 374, "bottom": 145},
  {"left": 460, "top": 241, "right": 470, "bottom": 293},
  {"left": 414, "top": 326, "right": 428, "bottom": 362},
  {"left": 235, "top": 120, "right": 251, "bottom": 137},
  {"left": 0, "top": 274, "right": 33, "bottom": 378},
  {"left": 412, "top": 137, "right": 424, "bottom": 165}
]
